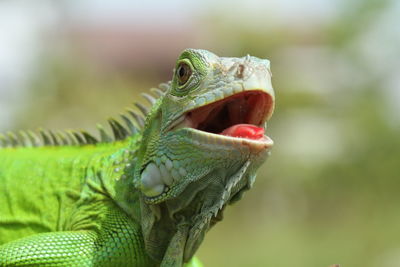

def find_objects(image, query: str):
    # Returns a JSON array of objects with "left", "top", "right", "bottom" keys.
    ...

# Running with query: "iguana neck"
[{"left": 82, "top": 134, "right": 143, "bottom": 223}]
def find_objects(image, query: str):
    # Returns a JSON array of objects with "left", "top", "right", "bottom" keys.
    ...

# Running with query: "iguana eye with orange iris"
[{"left": 176, "top": 62, "right": 192, "bottom": 86}]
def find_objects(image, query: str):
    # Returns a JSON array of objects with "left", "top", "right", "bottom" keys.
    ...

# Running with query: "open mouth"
[{"left": 174, "top": 90, "right": 274, "bottom": 144}]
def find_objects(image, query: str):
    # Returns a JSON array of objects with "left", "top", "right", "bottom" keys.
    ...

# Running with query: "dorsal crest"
[{"left": 0, "top": 82, "right": 170, "bottom": 148}]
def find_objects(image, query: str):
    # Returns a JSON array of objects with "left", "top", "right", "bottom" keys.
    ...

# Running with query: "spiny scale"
[
  {"left": 141, "top": 93, "right": 157, "bottom": 105},
  {"left": 150, "top": 88, "right": 165, "bottom": 98},
  {"left": 158, "top": 81, "right": 170, "bottom": 92},
  {"left": 120, "top": 114, "right": 138, "bottom": 135},
  {"left": 0, "top": 82, "right": 169, "bottom": 148},
  {"left": 97, "top": 124, "right": 112, "bottom": 143},
  {"left": 27, "top": 130, "right": 40, "bottom": 147},
  {"left": 81, "top": 131, "right": 98, "bottom": 144},
  {"left": 55, "top": 131, "right": 69, "bottom": 146},
  {"left": 39, "top": 129, "right": 52, "bottom": 145},
  {"left": 134, "top": 103, "right": 149, "bottom": 117},
  {"left": 108, "top": 118, "right": 129, "bottom": 141},
  {"left": 126, "top": 108, "right": 145, "bottom": 128},
  {"left": 7, "top": 132, "right": 19, "bottom": 147}
]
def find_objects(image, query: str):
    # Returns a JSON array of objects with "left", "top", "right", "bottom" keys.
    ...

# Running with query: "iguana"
[{"left": 0, "top": 49, "right": 275, "bottom": 267}]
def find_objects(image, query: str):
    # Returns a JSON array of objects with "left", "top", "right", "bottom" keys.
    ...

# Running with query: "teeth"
[{"left": 141, "top": 163, "right": 165, "bottom": 197}]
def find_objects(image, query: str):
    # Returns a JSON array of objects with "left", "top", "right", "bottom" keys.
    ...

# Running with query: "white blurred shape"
[
  {"left": 276, "top": 111, "right": 345, "bottom": 166},
  {"left": 65, "top": 0, "right": 204, "bottom": 27},
  {"left": 202, "top": 0, "right": 342, "bottom": 28},
  {"left": 277, "top": 46, "right": 365, "bottom": 95},
  {"left": 354, "top": 1, "right": 400, "bottom": 124},
  {"left": 374, "top": 247, "right": 400, "bottom": 267},
  {"left": 0, "top": 1, "right": 58, "bottom": 131}
]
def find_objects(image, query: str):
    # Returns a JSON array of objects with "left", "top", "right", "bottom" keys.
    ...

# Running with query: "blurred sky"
[{"left": 0, "top": 0, "right": 399, "bottom": 131}]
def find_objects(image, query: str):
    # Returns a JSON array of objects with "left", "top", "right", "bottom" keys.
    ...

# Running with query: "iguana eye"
[{"left": 176, "top": 62, "right": 192, "bottom": 86}]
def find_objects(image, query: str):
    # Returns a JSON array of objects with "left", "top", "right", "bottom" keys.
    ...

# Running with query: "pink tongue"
[{"left": 221, "top": 124, "right": 264, "bottom": 140}]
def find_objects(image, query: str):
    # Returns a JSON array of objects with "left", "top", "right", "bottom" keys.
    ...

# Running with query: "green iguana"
[{"left": 0, "top": 49, "right": 275, "bottom": 267}]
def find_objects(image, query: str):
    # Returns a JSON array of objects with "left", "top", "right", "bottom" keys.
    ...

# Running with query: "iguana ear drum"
[
  {"left": 140, "top": 163, "right": 165, "bottom": 197},
  {"left": 140, "top": 160, "right": 185, "bottom": 197}
]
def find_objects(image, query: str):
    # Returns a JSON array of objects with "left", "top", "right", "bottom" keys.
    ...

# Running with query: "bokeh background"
[{"left": 1, "top": 1, "right": 399, "bottom": 266}]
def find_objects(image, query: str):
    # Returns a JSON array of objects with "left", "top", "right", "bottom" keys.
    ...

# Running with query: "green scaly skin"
[{"left": 0, "top": 49, "right": 275, "bottom": 266}]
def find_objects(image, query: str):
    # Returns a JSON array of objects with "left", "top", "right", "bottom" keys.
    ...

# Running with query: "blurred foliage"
[{"left": 6, "top": 0, "right": 400, "bottom": 266}]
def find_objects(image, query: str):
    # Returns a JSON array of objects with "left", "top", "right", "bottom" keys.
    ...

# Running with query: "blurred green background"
[{"left": 1, "top": 0, "right": 399, "bottom": 266}]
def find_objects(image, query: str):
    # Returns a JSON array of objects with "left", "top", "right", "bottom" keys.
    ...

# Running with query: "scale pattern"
[{"left": 0, "top": 204, "right": 151, "bottom": 266}]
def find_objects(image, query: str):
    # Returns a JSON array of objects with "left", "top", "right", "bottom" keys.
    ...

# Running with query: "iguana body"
[{"left": 0, "top": 49, "right": 275, "bottom": 266}]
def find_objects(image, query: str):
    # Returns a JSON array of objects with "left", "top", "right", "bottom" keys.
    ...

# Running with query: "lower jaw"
[{"left": 187, "top": 128, "right": 274, "bottom": 152}]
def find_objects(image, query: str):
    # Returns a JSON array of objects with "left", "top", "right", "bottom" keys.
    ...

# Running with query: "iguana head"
[{"left": 133, "top": 49, "right": 275, "bottom": 263}]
